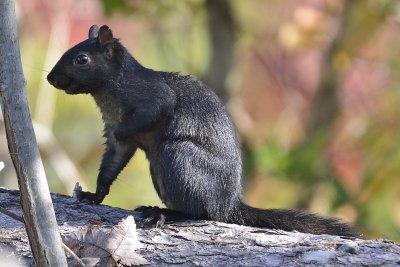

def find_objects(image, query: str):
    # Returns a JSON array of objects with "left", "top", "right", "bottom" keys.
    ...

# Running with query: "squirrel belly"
[{"left": 47, "top": 25, "right": 357, "bottom": 237}]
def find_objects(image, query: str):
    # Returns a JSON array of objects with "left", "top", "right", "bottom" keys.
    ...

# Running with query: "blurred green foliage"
[{"left": 0, "top": 0, "right": 397, "bottom": 242}]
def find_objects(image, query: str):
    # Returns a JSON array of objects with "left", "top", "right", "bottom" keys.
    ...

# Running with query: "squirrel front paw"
[
  {"left": 75, "top": 190, "right": 104, "bottom": 204},
  {"left": 73, "top": 183, "right": 108, "bottom": 204}
]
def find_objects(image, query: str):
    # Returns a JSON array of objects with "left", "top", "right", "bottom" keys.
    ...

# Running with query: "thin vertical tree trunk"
[
  {"left": 204, "top": 0, "right": 235, "bottom": 103},
  {"left": 0, "top": 1, "right": 67, "bottom": 266}
]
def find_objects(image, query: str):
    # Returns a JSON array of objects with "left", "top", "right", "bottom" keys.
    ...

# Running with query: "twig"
[
  {"left": 0, "top": 206, "right": 86, "bottom": 267},
  {"left": 61, "top": 243, "right": 85, "bottom": 267},
  {"left": 0, "top": 206, "right": 23, "bottom": 222}
]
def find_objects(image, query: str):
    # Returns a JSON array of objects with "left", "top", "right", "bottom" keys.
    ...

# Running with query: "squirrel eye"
[{"left": 75, "top": 54, "right": 89, "bottom": 65}]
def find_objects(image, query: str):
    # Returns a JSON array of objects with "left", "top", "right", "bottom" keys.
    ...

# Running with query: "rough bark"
[
  {"left": 0, "top": 1, "right": 67, "bottom": 266},
  {"left": 0, "top": 188, "right": 399, "bottom": 266}
]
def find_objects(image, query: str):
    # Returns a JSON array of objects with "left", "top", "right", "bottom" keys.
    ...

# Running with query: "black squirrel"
[{"left": 47, "top": 25, "right": 356, "bottom": 236}]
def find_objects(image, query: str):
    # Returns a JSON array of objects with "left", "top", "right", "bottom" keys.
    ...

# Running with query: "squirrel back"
[{"left": 47, "top": 25, "right": 357, "bottom": 237}]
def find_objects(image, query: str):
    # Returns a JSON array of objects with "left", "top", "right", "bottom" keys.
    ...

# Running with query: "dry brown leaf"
[{"left": 64, "top": 216, "right": 149, "bottom": 266}]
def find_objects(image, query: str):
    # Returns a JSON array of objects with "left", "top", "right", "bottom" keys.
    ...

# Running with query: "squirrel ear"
[
  {"left": 98, "top": 25, "right": 114, "bottom": 48},
  {"left": 89, "top": 25, "right": 99, "bottom": 39}
]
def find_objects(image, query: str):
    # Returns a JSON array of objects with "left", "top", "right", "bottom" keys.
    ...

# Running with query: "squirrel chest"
[
  {"left": 92, "top": 90, "right": 158, "bottom": 151},
  {"left": 92, "top": 91, "right": 123, "bottom": 128}
]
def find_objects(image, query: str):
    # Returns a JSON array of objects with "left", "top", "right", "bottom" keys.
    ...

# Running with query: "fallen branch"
[{"left": 0, "top": 188, "right": 399, "bottom": 266}]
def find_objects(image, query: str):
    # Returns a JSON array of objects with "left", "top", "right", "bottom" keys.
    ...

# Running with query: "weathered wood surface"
[{"left": 0, "top": 188, "right": 399, "bottom": 266}]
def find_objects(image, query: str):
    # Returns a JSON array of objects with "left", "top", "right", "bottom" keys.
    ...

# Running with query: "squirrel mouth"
[
  {"left": 47, "top": 72, "right": 72, "bottom": 90},
  {"left": 64, "top": 88, "right": 80, "bottom": 95},
  {"left": 47, "top": 73, "right": 86, "bottom": 94}
]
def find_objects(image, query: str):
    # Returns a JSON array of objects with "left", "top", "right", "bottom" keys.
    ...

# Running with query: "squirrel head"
[{"left": 47, "top": 25, "right": 124, "bottom": 95}]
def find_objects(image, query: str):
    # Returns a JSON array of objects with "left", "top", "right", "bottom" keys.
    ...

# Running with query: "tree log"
[{"left": 0, "top": 188, "right": 399, "bottom": 266}]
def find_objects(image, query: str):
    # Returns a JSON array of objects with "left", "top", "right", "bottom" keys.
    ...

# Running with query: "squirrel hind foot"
[{"left": 134, "top": 206, "right": 188, "bottom": 228}]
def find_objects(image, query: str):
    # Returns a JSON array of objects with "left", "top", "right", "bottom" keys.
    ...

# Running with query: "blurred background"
[{"left": 0, "top": 0, "right": 399, "bottom": 241}]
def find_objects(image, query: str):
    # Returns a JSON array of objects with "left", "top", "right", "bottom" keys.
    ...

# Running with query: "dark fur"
[{"left": 47, "top": 25, "right": 356, "bottom": 236}]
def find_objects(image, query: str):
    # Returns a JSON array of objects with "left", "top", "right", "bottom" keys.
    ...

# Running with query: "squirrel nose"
[{"left": 47, "top": 72, "right": 56, "bottom": 86}]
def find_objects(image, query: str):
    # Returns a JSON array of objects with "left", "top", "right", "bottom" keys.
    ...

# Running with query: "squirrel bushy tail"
[{"left": 232, "top": 202, "right": 356, "bottom": 236}]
